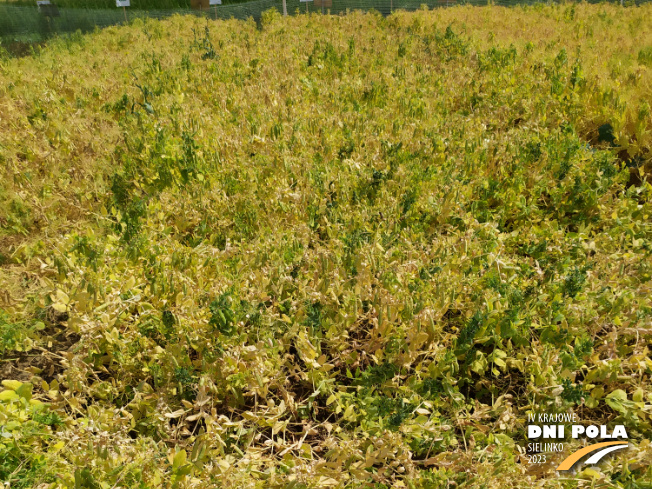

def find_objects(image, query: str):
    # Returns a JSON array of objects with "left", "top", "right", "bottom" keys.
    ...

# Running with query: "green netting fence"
[{"left": 0, "top": 0, "right": 642, "bottom": 41}]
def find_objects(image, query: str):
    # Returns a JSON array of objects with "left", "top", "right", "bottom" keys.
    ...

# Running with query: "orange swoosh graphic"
[{"left": 557, "top": 441, "right": 629, "bottom": 471}]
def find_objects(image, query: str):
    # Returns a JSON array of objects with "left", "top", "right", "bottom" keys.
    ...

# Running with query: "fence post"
[{"left": 283, "top": 0, "right": 287, "bottom": 16}]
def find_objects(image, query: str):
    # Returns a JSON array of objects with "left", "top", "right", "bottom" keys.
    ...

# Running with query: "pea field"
[{"left": 1, "top": 3, "right": 652, "bottom": 488}]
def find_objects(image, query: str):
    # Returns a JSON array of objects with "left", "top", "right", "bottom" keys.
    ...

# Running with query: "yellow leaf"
[
  {"left": 272, "top": 420, "right": 285, "bottom": 435},
  {"left": 2, "top": 380, "right": 22, "bottom": 391},
  {"left": 51, "top": 441, "right": 65, "bottom": 452},
  {"left": 0, "top": 390, "right": 18, "bottom": 401},
  {"left": 591, "top": 386, "right": 604, "bottom": 399},
  {"left": 317, "top": 477, "right": 339, "bottom": 487},
  {"left": 52, "top": 303, "right": 67, "bottom": 313},
  {"left": 56, "top": 289, "right": 70, "bottom": 305},
  {"left": 343, "top": 404, "right": 356, "bottom": 421},
  {"left": 414, "top": 415, "right": 429, "bottom": 424},
  {"left": 581, "top": 467, "right": 603, "bottom": 479},
  {"left": 124, "top": 276, "right": 136, "bottom": 291},
  {"left": 172, "top": 449, "right": 187, "bottom": 470},
  {"left": 585, "top": 396, "right": 599, "bottom": 408},
  {"left": 165, "top": 409, "right": 187, "bottom": 419}
]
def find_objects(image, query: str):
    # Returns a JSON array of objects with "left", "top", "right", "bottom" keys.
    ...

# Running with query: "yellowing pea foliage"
[{"left": 0, "top": 4, "right": 651, "bottom": 488}]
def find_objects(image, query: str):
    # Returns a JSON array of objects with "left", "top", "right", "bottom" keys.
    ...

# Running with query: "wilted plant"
[{"left": 0, "top": 4, "right": 651, "bottom": 488}]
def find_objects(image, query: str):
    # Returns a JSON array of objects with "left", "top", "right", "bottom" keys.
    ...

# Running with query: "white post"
[{"left": 283, "top": 0, "right": 287, "bottom": 16}]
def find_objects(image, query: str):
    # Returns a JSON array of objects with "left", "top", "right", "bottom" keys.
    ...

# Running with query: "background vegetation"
[
  {"left": 1, "top": 3, "right": 652, "bottom": 487},
  {"left": 2, "top": 0, "right": 197, "bottom": 8}
]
